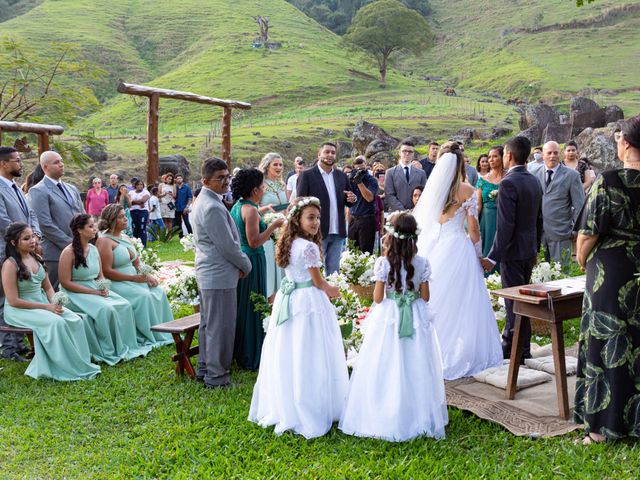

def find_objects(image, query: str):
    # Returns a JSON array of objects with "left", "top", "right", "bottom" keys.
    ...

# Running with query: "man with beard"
[
  {"left": 296, "top": 142, "right": 356, "bottom": 274},
  {"left": 0, "top": 146, "right": 41, "bottom": 362}
]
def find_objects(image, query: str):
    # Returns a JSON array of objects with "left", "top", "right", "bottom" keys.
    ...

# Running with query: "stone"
[
  {"left": 365, "top": 138, "right": 397, "bottom": 158},
  {"left": 455, "top": 128, "right": 475, "bottom": 144},
  {"left": 490, "top": 127, "right": 512, "bottom": 139},
  {"left": 335, "top": 140, "right": 353, "bottom": 159},
  {"left": 351, "top": 120, "right": 399, "bottom": 155},
  {"left": 570, "top": 96, "right": 606, "bottom": 136},
  {"left": 575, "top": 124, "right": 618, "bottom": 172},
  {"left": 159, "top": 154, "right": 190, "bottom": 180},
  {"left": 517, "top": 125, "right": 543, "bottom": 147},
  {"left": 81, "top": 144, "right": 108, "bottom": 163},
  {"left": 402, "top": 135, "right": 427, "bottom": 146},
  {"left": 541, "top": 122, "right": 571, "bottom": 144},
  {"left": 604, "top": 105, "right": 624, "bottom": 124},
  {"left": 367, "top": 151, "right": 396, "bottom": 167},
  {"left": 518, "top": 104, "right": 560, "bottom": 132}
]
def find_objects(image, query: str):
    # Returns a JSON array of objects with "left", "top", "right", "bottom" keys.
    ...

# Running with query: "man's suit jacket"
[
  {"left": 296, "top": 165, "right": 352, "bottom": 238},
  {"left": 192, "top": 187, "right": 251, "bottom": 290},
  {"left": 466, "top": 164, "right": 479, "bottom": 187},
  {"left": 28, "top": 176, "right": 84, "bottom": 262},
  {"left": 0, "top": 179, "right": 41, "bottom": 261},
  {"left": 488, "top": 165, "right": 543, "bottom": 263},
  {"left": 535, "top": 164, "right": 585, "bottom": 241},
  {"left": 384, "top": 164, "right": 427, "bottom": 212}
]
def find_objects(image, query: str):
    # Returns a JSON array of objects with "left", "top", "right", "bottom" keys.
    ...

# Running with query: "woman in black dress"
[{"left": 574, "top": 116, "right": 640, "bottom": 444}]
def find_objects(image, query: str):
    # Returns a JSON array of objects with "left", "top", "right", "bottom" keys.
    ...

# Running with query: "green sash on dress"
[
  {"left": 274, "top": 277, "right": 313, "bottom": 326},
  {"left": 387, "top": 290, "right": 419, "bottom": 338}
]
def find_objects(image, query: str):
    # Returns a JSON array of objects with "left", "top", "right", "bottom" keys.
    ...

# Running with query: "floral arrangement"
[
  {"left": 339, "top": 244, "right": 375, "bottom": 286},
  {"left": 530, "top": 261, "right": 564, "bottom": 284},
  {"left": 250, "top": 292, "right": 273, "bottom": 333},
  {"left": 52, "top": 291, "right": 69, "bottom": 307},
  {"left": 326, "top": 271, "right": 366, "bottom": 349},
  {"left": 137, "top": 264, "right": 155, "bottom": 276},
  {"left": 288, "top": 196, "right": 320, "bottom": 220},
  {"left": 130, "top": 237, "right": 161, "bottom": 271},
  {"left": 263, "top": 212, "right": 287, "bottom": 242},
  {"left": 180, "top": 234, "right": 195, "bottom": 252},
  {"left": 384, "top": 219, "right": 421, "bottom": 240},
  {"left": 166, "top": 269, "right": 199, "bottom": 313},
  {"left": 95, "top": 278, "right": 111, "bottom": 292},
  {"left": 484, "top": 272, "right": 506, "bottom": 322},
  {"left": 488, "top": 190, "right": 498, "bottom": 200}
]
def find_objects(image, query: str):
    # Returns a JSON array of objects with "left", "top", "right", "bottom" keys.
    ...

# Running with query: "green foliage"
[
  {"left": 342, "top": 0, "right": 433, "bottom": 83},
  {"left": 0, "top": 0, "right": 40, "bottom": 23},
  {"left": 250, "top": 291, "right": 272, "bottom": 320},
  {"left": 149, "top": 225, "right": 182, "bottom": 243}
]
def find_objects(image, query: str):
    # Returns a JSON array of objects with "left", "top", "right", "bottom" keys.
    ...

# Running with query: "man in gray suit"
[
  {"left": 192, "top": 157, "right": 251, "bottom": 388},
  {"left": 0, "top": 147, "right": 42, "bottom": 361},
  {"left": 384, "top": 139, "right": 427, "bottom": 211},
  {"left": 29, "top": 151, "right": 84, "bottom": 290},
  {"left": 536, "top": 141, "right": 585, "bottom": 270}
]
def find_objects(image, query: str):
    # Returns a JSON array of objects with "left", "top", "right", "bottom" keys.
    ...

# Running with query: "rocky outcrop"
[
  {"left": 159, "top": 154, "right": 190, "bottom": 180},
  {"left": 604, "top": 105, "right": 624, "bottom": 124},
  {"left": 541, "top": 122, "right": 571, "bottom": 145},
  {"left": 575, "top": 124, "right": 618, "bottom": 172},
  {"left": 518, "top": 104, "right": 560, "bottom": 132},
  {"left": 351, "top": 120, "right": 399, "bottom": 158},
  {"left": 570, "top": 97, "right": 606, "bottom": 136}
]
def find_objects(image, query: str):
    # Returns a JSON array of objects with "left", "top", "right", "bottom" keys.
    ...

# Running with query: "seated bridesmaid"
[
  {"left": 95, "top": 204, "right": 172, "bottom": 347},
  {"left": 1, "top": 222, "right": 100, "bottom": 381},
  {"left": 59, "top": 214, "right": 152, "bottom": 365}
]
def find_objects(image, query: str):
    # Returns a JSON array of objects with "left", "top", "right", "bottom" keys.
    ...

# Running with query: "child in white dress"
[
  {"left": 248, "top": 197, "right": 349, "bottom": 439},
  {"left": 339, "top": 212, "right": 448, "bottom": 441}
]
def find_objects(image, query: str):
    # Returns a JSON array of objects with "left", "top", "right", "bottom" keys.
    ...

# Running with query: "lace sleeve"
[
  {"left": 462, "top": 195, "right": 478, "bottom": 217},
  {"left": 420, "top": 257, "right": 432, "bottom": 283},
  {"left": 372, "top": 256, "right": 390, "bottom": 282},
  {"left": 302, "top": 242, "right": 323, "bottom": 269}
]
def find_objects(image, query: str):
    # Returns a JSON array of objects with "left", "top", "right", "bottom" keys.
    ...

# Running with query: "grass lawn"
[{"left": 1, "top": 239, "right": 638, "bottom": 478}]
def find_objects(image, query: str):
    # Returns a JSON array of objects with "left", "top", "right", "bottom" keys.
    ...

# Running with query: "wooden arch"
[
  {"left": 0, "top": 121, "right": 64, "bottom": 156},
  {"left": 117, "top": 82, "right": 252, "bottom": 185}
]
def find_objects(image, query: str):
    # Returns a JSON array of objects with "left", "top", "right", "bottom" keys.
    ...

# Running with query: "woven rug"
[{"left": 445, "top": 346, "right": 581, "bottom": 437}]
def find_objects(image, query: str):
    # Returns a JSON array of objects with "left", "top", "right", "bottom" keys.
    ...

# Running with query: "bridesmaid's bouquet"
[
  {"left": 52, "top": 291, "right": 69, "bottom": 307},
  {"left": 263, "top": 212, "right": 287, "bottom": 242},
  {"left": 138, "top": 264, "right": 155, "bottom": 276},
  {"left": 95, "top": 278, "right": 112, "bottom": 293}
]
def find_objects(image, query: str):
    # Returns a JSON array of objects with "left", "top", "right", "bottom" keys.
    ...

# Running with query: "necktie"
[
  {"left": 12, "top": 184, "right": 28, "bottom": 214},
  {"left": 57, "top": 182, "right": 70, "bottom": 203},
  {"left": 545, "top": 169, "right": 553, "bottom": 188},
  {"left": 404, "top": 166, "right": 410, "bottom": 183}
]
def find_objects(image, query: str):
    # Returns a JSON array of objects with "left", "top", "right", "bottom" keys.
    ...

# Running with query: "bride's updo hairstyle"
[
  {"left": 383, "top": 212, "right": 418, "bottom": 293},
  {"left": 438, "top": 141, "right": 466, "bottom": 213},
  {"left": 275, "top": 197, "right": 323, "bottom": 269}
]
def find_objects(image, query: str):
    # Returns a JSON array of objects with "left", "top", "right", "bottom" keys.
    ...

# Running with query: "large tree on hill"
[{"left": 342, "top": 0, "right": 433, "bottom": 84}]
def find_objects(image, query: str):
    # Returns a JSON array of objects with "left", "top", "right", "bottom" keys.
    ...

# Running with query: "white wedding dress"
[
  {"left": 414, "top": 154, "right": 503, "bottom": 381},
  {"left": 248, "top": 238, "right": 349, "bottom": 439},
  {"left": 339, "top": 256, "right": 448, "bottom": 441}
]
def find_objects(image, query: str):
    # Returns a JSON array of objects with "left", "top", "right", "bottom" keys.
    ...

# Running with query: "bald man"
[
  {"left": 535, "top": 141, "right": 585, "bottom": 270},
  {"left": 28, "top": 151, "right": 84, "bottom": 289}
]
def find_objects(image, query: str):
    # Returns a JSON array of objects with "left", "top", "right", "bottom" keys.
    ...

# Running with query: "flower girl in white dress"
[
  {"left": 339, "top": 212, "right": 448, "bottom": 441},
  {"left": 248, "top": 197, "right": 349, "bottom": 438}
]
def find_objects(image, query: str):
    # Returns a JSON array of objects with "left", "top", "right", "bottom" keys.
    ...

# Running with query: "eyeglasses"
[
  {"left": 614, "top": 131, "right": 624, "bottom": 142},
  {"left": 400, "top": 150, "right": 415, "bottom": 154},
  {"left": 3, "top": 158, "right": 23, "bottom": 164},
  {"left": 211, "top": 174, "right": 230, "bottom": 183}
]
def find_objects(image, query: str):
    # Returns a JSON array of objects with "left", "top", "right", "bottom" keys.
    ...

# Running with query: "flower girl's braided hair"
[
  {"left": 275, "top": 197, "right": 322, "bottom": 268},
  {"left": 383, "top": 212, "right": 418, "bottom": 293}
]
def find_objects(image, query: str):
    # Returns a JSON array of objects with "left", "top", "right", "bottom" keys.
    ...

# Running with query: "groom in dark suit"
[{"left": 482, "top": 136, "right": 543, "bottom": 359}]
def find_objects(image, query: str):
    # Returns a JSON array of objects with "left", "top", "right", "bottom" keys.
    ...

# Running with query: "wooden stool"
[{"left": 151, "top": 313, "right": 201, "bottom": 378}]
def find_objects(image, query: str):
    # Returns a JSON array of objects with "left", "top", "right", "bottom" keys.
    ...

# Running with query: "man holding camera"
[{"left": 347, "top": 156, "right": 379, "bottom": 254}]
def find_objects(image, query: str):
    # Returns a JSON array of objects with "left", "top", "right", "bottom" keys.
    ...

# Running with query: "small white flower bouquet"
[
  {"left": 95, "top": 278, "right": 112, "bottom": 292},
  {"left": 488, "top": 190, "right": 498, "bottom": 200},
  {"left": 130, "top": 237, "right": 161, "bottom": 271},
  {"left": 137, "top": 264, "right": 155, "bottom": 276},
  {"left": 52, "top": 291, "right": 69, "bottom": 307},
  {"left": 263, "top": 212, "right": 287, "bottom": 242}
]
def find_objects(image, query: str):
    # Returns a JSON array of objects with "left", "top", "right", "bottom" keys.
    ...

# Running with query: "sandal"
[{"left": 582, "top": 433, "right": 607, "bottom": 445}]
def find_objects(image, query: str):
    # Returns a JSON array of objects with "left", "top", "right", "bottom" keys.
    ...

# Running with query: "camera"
[{"left": 349, "top": 168, "right": 368, "bottom": 185}]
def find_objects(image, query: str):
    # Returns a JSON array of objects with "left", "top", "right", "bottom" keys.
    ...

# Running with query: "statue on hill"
[{"left": 253, "top": 16, "right": 270, "bottom": 43}]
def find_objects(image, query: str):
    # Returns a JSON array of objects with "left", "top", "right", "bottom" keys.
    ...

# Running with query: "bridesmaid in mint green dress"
[
  {"left": 2, "top": 223, "right": 100, "bottom": 381},
  {"left": 95, "top": 204, "right": 172, "bottom": 347},
  {"left": 230, "top": 169, "right": 285, "bottom": 370},
  {"left": 59, "top": 214, "right": 152, "bottom": 365},
  {"left": 258, "top": 153, "right": 288, "bottom": 298},
  {"left": 475, "top": 146, "right": 505, "bottom": 276}
]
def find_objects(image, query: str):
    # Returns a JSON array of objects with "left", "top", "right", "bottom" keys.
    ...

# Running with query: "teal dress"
[
  {"left": 61, "top": 245, "right": 152, "bottom": 365},
  {"left": 230, "top": 199, "right": 267, "bottom": 370},
  {"left": 121, "top": 198, "right": 133, "bottom": 236},
  {"left": 4, "top": 262, "right": 101, "bottom": 381},
  {"left": 476, "top": 177, "right": 500, "bottom": 275},
  {"left": 101, "top": 234, "right": 172, "bottom": 347},
  {"left": 260, "top": 179, "right": 288, "bottom": 297}
]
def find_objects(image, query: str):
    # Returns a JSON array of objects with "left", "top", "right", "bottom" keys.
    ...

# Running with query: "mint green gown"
[
  {"left": 4, "top": 262, "right": 101, "bottom": 381},
  {"left": 260, "top": 180, "right": 287, "bottom": 297},
  {"left": 101, "top": 234, "right": 172, "bottom": 347},
  {"left": 61, "top": 245, "right": 152, "bottom": 365}
]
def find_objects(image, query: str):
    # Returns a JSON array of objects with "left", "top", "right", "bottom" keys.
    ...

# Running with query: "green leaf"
[
  {"left": 590, "top": 310, "right": 626, "bottom": 340},
  {"left": 584, "top": 362, "right": 611, "bottom": 414},
  {"left": 624, "top": 394, "right": 640, "bottom": 436},
  {"left": 600, "top": 239, "right": 626, "bottom": 250},
  {"left": 592, "top": 260, "right": 605, "bottom": 293},
  {"left": 608, "top": 188, "right": 630, "bottom": 221},
  {"left": 601, "top": 334, "right": 630, "bottom": 369},
  {"left": 619, "top": 280, "right": 640, "bottom": 326}
]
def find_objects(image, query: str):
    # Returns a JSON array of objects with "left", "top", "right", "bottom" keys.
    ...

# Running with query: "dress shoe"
[
  {"left": 1, "top": 352, "right": 29, "bottom": 363},
  {"left": 204, "top": 382, "right": 231, "bottom": 389}
]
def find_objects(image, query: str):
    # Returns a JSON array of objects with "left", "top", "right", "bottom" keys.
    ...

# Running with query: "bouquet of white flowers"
[
  {"left": 137, "top": 263, "right": 155, "bottom": 276},
  {"left": 52, "top": 291, "right": 69, "bottom": 307},
  {"left": 166, "top": 269, "right": 199, "bottom": 313},
  {"left": 95, "top": 278, "right": 111, "bottom": 292},
  {"left": 530, "top": 261, "right": 564, "bottom": 284},
  {"left": 339, "top": 245, "right": 375, "bottom": 286},
  {"left": 130, "top": 237, "right": 161, "bottom": 271},
  {"left": 488, "top": 189, "right": 498, "bottom": 200},
  {"left": 180, "top": 234, "right": 195, "bottom": 252},
  {"left": 263, "top": 212, "right": 287, "bottom": 242}
]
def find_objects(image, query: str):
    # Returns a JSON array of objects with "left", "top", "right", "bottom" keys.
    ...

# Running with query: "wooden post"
[
  {"left": 37, "top": 133, "right": 50, "bottom": 156},
  {"left": 147, "top": 93, "right": 159, "bottom": 185},
  {"left": 222, "top": 107, "right": 232, "bottom": 167}
]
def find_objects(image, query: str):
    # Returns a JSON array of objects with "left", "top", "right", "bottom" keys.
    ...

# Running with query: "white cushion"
[
  {"left": 473, "top": 364, "right": 553, "bottom": 390},
  {"left": 524, "top": 355, "right": 578, "bottom": 376}
]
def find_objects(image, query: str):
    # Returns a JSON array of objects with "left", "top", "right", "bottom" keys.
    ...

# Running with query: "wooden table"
[{"left": 492, "top": 276, "right": 585, "bottom": 420}]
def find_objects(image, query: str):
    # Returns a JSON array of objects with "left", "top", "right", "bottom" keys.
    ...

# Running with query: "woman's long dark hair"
[
  {"left": 70, "top": 214, "right": 94, "bottom": 269},
  {"left": 383, "top": 213, "right": 418, "bottom": 293},
  {"left": 4, "top": 222, "right": 45, "bottom": 281}
]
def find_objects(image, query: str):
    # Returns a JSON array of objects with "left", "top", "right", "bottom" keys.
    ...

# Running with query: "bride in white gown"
[{"left": 414, "top": 142, "right": 502, "bottom": 380}]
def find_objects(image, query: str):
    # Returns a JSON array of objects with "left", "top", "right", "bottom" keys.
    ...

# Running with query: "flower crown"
[
  {"left": 288, "top": 196, "right": 320, "bottom": 220},
  {"left": 384, "top": 212, "right": 421, "bottom": 240}
]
